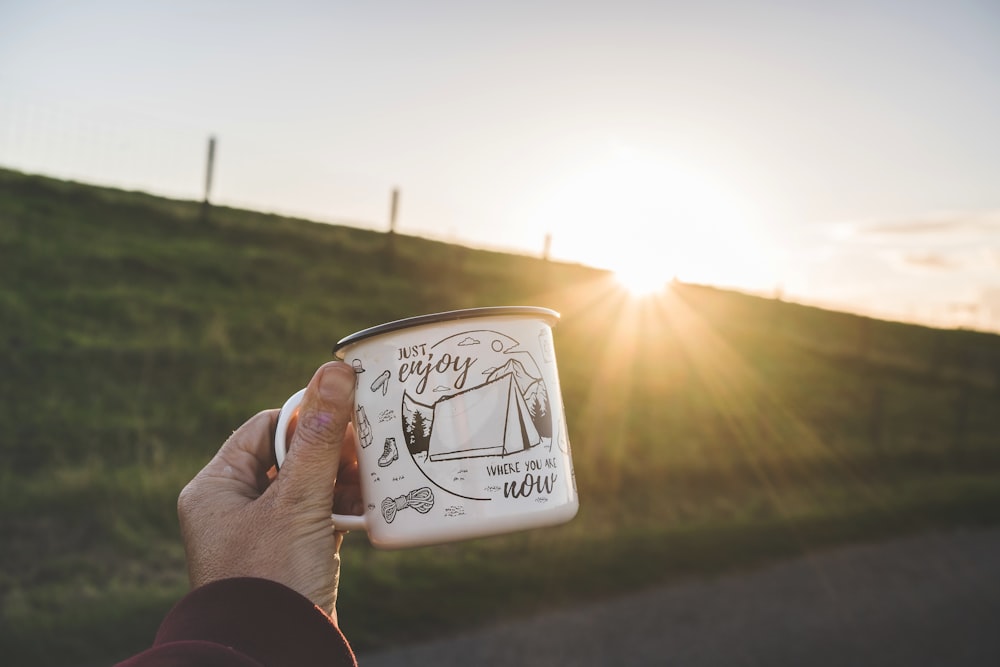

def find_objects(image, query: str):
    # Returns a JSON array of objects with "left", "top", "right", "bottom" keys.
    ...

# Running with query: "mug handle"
[{"left": 274, "top": 388, "right": 367, "bottom": 532}]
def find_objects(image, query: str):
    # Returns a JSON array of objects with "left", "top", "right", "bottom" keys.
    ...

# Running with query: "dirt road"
[{"left": 357, "top": 527, "right": 1000, "bottom": 666}]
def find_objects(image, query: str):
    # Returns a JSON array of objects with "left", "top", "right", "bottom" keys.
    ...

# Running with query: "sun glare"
[
  {"left": 614, "top": 262, "right": 670, "bottom": 296},
  {"left": 529, "top": 146, "right": 771, "bottom": 296}
]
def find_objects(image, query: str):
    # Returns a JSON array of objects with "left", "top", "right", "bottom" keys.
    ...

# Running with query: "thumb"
[{"left": 274, "top": 361, "right": 356, "bottom": 513}]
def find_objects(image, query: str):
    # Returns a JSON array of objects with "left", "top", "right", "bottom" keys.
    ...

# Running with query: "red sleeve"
[{"left": 116, "top": 577, "right": 357, "bottom": 667}]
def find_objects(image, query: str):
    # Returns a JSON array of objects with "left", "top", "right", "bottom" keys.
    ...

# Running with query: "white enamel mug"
[{"left": 274, "top": 306, "right": 578, "bottom": 549}]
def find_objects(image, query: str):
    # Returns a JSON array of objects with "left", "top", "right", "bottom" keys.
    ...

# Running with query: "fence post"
[
  {"left": 383, "top": 187, "right": 399, "bottom": 271},
  {"left": 200, "top": 135, "right": 216, "bottom": 222},
  {"left": 541, "top": 232, "right": 554, "bottom": 287},
  {"left": 389, "top": 187, "right": 399, "bottom": 234}
]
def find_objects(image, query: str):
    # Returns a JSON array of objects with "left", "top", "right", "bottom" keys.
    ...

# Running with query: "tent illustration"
[{"left": 427, "top": 373, "right": 541, "bottom": 462}]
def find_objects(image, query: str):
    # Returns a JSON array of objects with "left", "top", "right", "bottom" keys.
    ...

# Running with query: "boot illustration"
[{"left": 378, "top": 437, "right": 399, "bottom": 467}]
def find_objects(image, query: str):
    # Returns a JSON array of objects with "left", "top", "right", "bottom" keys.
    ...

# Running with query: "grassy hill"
[{"left": 2, "top": 168, "right": 1000, "bottom": 666}]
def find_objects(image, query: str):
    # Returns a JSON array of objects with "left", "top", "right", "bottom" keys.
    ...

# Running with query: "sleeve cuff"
[{"left": 151, "top": 577, "right": 357, "bottom": 667}]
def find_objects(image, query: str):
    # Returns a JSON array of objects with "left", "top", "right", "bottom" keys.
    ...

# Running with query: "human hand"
[{"left": 177, "top": 361, "right": 362, "bottom": 622}]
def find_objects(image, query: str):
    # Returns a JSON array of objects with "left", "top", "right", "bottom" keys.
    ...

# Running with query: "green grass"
[{"left": 2, "top": 168, "right": 1000, "bottom": 665}]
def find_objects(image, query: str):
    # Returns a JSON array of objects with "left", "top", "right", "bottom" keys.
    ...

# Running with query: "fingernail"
[{"left": 319, "top": 363, "right": 355, "bottom": 403}]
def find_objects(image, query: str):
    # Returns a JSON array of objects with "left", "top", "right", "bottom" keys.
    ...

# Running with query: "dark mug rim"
[{"left": 333, "top": 306, "right": 559, "bottom": 357}]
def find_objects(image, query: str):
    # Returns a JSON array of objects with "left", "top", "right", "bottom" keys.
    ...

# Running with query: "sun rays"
[{"left": 523, "top": 274, "right": 889, "bottom": 529}]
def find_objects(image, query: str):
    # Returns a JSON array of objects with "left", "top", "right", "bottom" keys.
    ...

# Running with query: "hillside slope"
[{"left": 2, "top": 168, "right": 999, "bottom": 666}]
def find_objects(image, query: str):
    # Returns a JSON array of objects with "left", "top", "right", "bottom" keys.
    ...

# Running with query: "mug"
[{"left": 274, "top": 306, "right": 578, "bottom": 549}]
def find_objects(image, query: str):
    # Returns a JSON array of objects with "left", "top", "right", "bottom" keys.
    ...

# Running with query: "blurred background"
[
  {"left": 2, "top": 1, "right": 999, "bottom": 665},
  {"left": 4, "top": 0, "right": 1000, "bottom": 329}
]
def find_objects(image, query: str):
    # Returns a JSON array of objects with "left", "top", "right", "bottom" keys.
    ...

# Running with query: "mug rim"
[{"left": 333, "top": 306, "right": 559, "bottom": 357}]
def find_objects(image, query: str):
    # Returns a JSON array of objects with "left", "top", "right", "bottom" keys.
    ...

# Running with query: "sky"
[{"left": 2, "top": 0, "right": 1000, "bottom": 330}]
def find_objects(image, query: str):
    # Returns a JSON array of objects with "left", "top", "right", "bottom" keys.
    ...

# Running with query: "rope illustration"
[{"left": 381, "top": 486, "right": 434, "bottom": 523}]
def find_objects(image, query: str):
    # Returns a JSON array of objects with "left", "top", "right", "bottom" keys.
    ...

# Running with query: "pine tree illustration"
[
  {"left": 409, "top": 410, "right": 429, "bottom": 455},
  {"left": 530, "top": 393, "right": 552, "bottom": 438}
]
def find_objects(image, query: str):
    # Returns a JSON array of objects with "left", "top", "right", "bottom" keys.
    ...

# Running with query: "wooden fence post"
[
  {"left": 542, "top": 232, "right": 554, "bottom": 287},
  {"left": 383, "top": 187, "right": 399, "bottom": 271},
  {"left": 200, "top": 135, "right": 216, "bottom": 222},
  {"left": 389, "top": 187, "right": 399, "bottom": 234}
]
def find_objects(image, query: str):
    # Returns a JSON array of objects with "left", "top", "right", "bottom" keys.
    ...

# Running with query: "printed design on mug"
[
  {"left": 370, "top": 369, "right": 391, "bottom": 396},
  {"left": 381, "top": 486, "right": 434, "bottom": 523},
  {"left": 351, "top": 358, "right": 366, "bottom": 387},
  {"left": 378, "top": 437, "right": 399, "bottom": 467},
  {"left": 397, "top": 329, "right": 558, "bottom": 501},
  {"left": 356, "top": 405, "right": 373, "bottom": 449}
]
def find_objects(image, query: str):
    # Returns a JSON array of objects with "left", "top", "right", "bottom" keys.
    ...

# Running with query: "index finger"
[{"left": 199, "top": 408, "right": 280, "bottom": 498}]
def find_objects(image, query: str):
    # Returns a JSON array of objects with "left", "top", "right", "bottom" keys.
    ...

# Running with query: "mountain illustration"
[
  {"left": 486, "top": 358, "right": 552, "bottom": 438},
  {"left": 485, "top": 359, "right": 538, "bottom": 394},
  {"left": 401, "top": 391, "right": 434, "bottom": 455}
]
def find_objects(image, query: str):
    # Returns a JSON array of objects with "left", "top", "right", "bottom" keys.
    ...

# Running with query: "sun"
[
  {"left": 526, "top": 145, "right": 770, "bottom": 296},
  {"left": 614, "top": 263, "right": 670, "bottom": 296}
]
